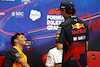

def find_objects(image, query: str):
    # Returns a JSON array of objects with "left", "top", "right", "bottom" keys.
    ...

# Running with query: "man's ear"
[{"left": 14, "top": 39, "right": 18, "bottom": 43}]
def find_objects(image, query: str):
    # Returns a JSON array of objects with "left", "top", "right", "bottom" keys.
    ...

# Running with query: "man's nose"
[{"left": 25, "top": 38, "right": 27, "bottom": 40}]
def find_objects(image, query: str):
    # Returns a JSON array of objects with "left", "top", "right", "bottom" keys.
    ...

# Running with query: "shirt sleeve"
[
  {"left": 45, "top": 50, "right": 55, "bottom": 66},
  {"left": 8, "top": 48, "right": 22, "bottom": 63},
  {"left": 56, "top": 25, "right": 65, "bottom": 44}
]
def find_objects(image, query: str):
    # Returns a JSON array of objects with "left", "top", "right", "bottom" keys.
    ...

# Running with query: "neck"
[
  {"left": 14, "top": 44, "right": 24, "bottom": 51},
  {"left": 64, "top": 14, "right": 74, "bottom": 19}
]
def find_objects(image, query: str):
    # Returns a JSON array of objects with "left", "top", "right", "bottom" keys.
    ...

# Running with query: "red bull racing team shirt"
[{"left": 56, "top": 16, "right": 89, "bottom": 67}]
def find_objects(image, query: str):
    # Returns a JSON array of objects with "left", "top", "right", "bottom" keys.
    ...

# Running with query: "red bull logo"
[{"left": 72, "top": 23, "right": 84, "bottom": 29}]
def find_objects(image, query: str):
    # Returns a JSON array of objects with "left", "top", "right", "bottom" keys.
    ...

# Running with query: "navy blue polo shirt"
[{"left": 56, "top": 16, "right": 89, "bottom": 67}]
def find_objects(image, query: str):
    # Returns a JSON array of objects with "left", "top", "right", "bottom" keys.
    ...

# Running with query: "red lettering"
[
  {"left": 87, "top": 13, "right": 100, "bottom": 32},
  {"left": 47, "top": 9, "right": 60, "bottom": 15},
  {"left": 92, "top": 19, "right": 100, "bottom": 32},
  {"left": 80, "top": 12, "right": 100, "bottom": 32},
  {"left": 92, "top": 21, "right": 97, "bottom": 31},
  {"left": 72, "top": 28, "right": 86, "bottom": 35},
  {"left": 88, "top": 13, "right": 92, "bottom": 30},
  {"left": 80, "top": 28, "right": 86, "bottom": 33},
  {"left": 97, "top": 19, "right": 100, "bottom": 30}
]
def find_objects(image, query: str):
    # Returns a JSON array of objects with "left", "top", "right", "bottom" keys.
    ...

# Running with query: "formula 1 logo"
[
  {"left": 47, "top": 9, "right": 60, "bottom": 15},
  {"left": 47, "top": 9, "right": 64, "bottom": 30},
  {"left": 72, "top": 23, "right": 84, "bottom": 29}
]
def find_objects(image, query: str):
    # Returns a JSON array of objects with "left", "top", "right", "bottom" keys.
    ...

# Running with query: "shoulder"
[
  {"left": 61, "top": 18, "right": 72, "bottom": 26},
  {"left": 5, "top": 48, "right": 20, "bottom": 57},
  {"left": 7, "top": 48, "right": 18, "bottom": 53},
  {"left": 77, "top": 18, "right": 87, "bottom": 24},
  {"left": 48, "top": 47, "right": 58, "bottom": 54},
  {"left": 59, "top": 18, "right": 73, "bottom": 29},
  {"left": 49, "top": 47, "right": 57, "bottom": 51},
  {"left": 77, "top": 19, "right": 88, "bottom": 27}
]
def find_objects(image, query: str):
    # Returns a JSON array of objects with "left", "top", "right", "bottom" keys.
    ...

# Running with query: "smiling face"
[{"left": 16, "top": 34, "right": 27, "bottom": 46}]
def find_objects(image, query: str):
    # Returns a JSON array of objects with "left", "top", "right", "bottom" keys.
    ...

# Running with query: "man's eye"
[{"left": 21, "top": 37, "right": 23, "bottom": 38}]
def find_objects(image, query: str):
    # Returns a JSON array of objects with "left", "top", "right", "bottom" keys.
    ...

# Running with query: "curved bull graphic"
[{"left": 64, "top": 42, "right": 86, "bottom": 62}]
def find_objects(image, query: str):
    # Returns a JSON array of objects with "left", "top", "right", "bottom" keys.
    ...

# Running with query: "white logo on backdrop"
[
  {"left": 2, "top": 0, "right": 15, "bottom": 1},
  {"left": 21, "top": 0, "right": 30, "bottom": 4},
  {"left": 21, "top": 0, "right": 30, "bottom": 2},
  {"left": 0, "top": 12, "right": 5, "bottom": 15},
  {"left": 11, "top": 11, "right": 24, "bottom": 18},
  {"left": 47, "top": 15, "right": 64, "bottom": 30},
  {"left": 29, "top": 10, "right": 41, "bottom": 21}
]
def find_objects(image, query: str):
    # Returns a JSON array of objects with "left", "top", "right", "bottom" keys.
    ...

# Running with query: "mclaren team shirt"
[
  {"left": 56, "top": 16, "right": 89, "bottom": 67},
  {"left": 4, "top": 46, "right": 27, "bottom": 67}
]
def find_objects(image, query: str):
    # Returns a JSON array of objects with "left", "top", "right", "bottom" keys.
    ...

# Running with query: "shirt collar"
[
  {"left": 65, "top": 16, "right": 77, "bottom": 20},
  {"left": 13, "top": 46, "right": 23, "bottom": 54}
]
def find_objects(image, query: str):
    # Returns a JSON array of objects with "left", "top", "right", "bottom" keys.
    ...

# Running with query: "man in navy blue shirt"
[{"left": 56, "top": 0, "right": 89, "bottom": 67}]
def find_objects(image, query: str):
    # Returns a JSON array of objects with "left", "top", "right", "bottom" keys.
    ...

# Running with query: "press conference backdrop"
[{"left": 0, "top": 0, "right": 100, "bottom": 67}]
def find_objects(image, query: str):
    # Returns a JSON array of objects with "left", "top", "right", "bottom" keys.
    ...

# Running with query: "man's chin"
[{"left": 23, "top": 44, "right": 27, "bottom": 46}]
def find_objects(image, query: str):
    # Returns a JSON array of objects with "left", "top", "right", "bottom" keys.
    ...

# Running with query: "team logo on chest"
[
  {"left": 71, "top": 23, "right": 86, "bottom": 35},
  {"left": 71, "top": 23, "right": 86, "bottom": 41},
  {"left": 72, "top": 23, "right": 84, "bottom": 29}
]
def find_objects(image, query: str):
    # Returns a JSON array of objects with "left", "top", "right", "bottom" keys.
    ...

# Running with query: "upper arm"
[
  {"left": 17, "top": 58, "right": 30, "bottom": 67},
  {"left": 86, "top": 41, "right": 88, "bottom": 51},
  {"left": 86, "top": 23, "right": 89, "bottom": 51},
  {"left": 56, "top": 26, "right": 65, "bottom": 50},
  {"left": 45, "top": 50, "right": 55, "bottom": 66},
  {"left": 8, "top": 48, "right": 30, "bottom": 67},
  {"left": 8, "top": 48, "right": 22, "bottom": 62}
]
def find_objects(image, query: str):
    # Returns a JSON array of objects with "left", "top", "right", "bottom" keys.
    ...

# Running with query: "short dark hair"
[
  {"left": 57, "top": 0, "right": 76, "bottom": 15},
  {"left": 11, "top": 33, "right": 24, "bottom": 46},
  {"left": 60, "top": 8, "right": 76, "bottom": 15},
  {"left": 66, "top": 8, "right": 76, "bottom": 15}
]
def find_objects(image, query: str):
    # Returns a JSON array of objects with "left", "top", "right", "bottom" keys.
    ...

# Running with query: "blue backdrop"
[{"left": 0, "top": 0, "right": 100, "bottom": 67}]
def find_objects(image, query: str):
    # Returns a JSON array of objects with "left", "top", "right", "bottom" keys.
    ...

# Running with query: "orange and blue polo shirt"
[{"left": 4, "top": 46, "right": 27, "bottom": 67}]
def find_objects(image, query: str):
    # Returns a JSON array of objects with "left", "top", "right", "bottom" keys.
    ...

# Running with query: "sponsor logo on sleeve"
[{"left": 15, "top": 53, "right": 21, "bottom": 57}]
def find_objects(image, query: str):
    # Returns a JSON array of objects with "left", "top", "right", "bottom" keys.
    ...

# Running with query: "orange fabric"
[{"left": 13, "top": 46, "right": 27, "bottom": 67}]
